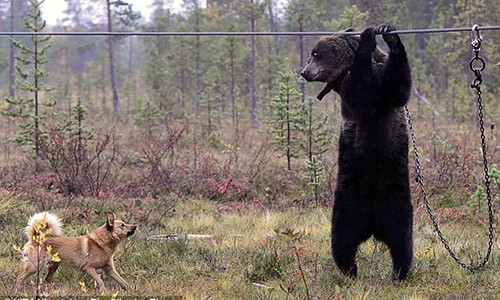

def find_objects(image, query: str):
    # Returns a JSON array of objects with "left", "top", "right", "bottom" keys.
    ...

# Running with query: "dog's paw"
[
  {"left": 358, "top": 26, "right": 377, "bottom": 54},
  {"left": 376, "top": 23, "right": 399, "bottom": 48}
]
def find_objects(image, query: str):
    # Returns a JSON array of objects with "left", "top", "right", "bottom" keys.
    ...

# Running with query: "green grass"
[{"left": 1, "top": 198, "right": 499, "bottom": 299}]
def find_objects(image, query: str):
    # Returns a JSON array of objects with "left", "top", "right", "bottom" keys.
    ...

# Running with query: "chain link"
[{"left": 404, "top": 25, "right": 495, "bottom": 271}]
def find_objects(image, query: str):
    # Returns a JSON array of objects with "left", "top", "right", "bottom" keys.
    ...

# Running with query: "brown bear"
[{"left": 301, "top": 24, "right": 413, "bottom": 280}]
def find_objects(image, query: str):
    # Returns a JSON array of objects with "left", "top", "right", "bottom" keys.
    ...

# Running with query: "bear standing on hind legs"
[{"left": 301, "top": 24, "right": 413, "bottom": 281}]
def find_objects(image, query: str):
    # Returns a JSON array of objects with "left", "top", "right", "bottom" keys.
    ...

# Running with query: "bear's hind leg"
[
  {"left": 389, "top": 237, "right": 413, "bottom": 281},
  {"left": 374, "top": 196, "right": 413, "bottom": 281},
  {"left": 331, "top": 230, "right": 360, "bottom": 277},
  {"left": 331, "top": 188, "right": 373, "bottom": 278}
]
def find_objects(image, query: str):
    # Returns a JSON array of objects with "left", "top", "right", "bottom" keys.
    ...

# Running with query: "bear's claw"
[{"left": 376, "top": 24, "right": 399, "bottom": 48}]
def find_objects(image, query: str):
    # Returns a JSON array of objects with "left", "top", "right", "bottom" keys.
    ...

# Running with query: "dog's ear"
[
  {"left": 106, "top": 212, "right": 116, "bottom": 230},
  {"left": 343, "top": 27, "right": 355, "bottom": 32}
]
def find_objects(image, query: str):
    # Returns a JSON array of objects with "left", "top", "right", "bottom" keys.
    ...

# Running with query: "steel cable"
[{"left": 0, "top": 25, "right": 499, "bottom": 36}]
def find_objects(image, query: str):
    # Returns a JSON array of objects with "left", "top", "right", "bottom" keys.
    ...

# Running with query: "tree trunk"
[
  {"left": 267, "top": 0, "right": 277, "bottom": 119},
  {"left": 229, "top": 38, "right": 236, "bottom": 125},
  {"left": 106, "top": 0, "right": 120, "bottom": 118},
  {"left": 286, "top": 84, "right": 291, "bottom": 172},
  {"left": 268, "top": 0, "right": 279, "bottom": 55},
  {"left": 101, "top": 54, "right": 106, "bottom": 111},
  {"left": 194, "top": 8, "right": 201, "bottom": 111},
  {"left": 9, "top": 0, "right": 15, "bottom": 101},
  {"left": 299, "top": 14, "right": 305, "bottom": 103},
  {"left": 33, "top": 2, "right": 40, "bottom": 158},
  {"left": 195, "top": 35, "right": 201, "bottom": 110},
  {"left": 250, "top": 0, "right": 257, "bottom": 128},
  {"left": 180, "top": 38, "right": 186, "bottom": 112},
  {"left": 127, "top": 36, "right": 133, "bottom": 115}
]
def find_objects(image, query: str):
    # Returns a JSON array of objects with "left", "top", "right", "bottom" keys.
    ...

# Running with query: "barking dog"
[{"left": 16, "top": 212, "right": 137, "bottom": 292}]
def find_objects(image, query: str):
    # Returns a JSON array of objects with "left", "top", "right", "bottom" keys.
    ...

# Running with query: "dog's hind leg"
[
  {"left": 83, "top": 266, "right": 106, "bottom": 293},
  {"left": 103, "top": 264, "right": 129, "bottom": 290},
  {"left": 45, "top": 262, "right": 60, "bottom": 283},
  {"left": 15, "top": 262, "right": 38, "bottom": 289}
]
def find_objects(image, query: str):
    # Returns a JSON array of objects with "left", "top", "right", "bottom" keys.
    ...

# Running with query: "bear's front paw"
[
  {"left": 358, "top": 26, "right": 376, "bottom": 54},
  {"left": 376, "top": 24, "right": 400, "bottom": 48}
]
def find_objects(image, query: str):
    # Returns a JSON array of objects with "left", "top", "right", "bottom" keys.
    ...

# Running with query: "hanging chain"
[{"left": 404, "top": 24, "right": 495, "bottom": 271}]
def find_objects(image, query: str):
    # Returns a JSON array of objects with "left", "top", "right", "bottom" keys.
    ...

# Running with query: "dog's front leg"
[
  {"left": 83, "top": 266, "right": 106, "bottom": 293},
  {"left": 103, "top": 264, "right": 129, "bottom": 290},
  {"left": 45, "top": 262, "right": 60, "bottom": 283}
]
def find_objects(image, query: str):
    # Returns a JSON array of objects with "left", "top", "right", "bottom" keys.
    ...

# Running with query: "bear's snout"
[{"left": 300, "top": 67, "right": 314, "bottom": 82}]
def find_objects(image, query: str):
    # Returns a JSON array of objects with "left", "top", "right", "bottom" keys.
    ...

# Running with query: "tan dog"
[{"left": 16, "top": 212, "right": 137, "bottom": 292}]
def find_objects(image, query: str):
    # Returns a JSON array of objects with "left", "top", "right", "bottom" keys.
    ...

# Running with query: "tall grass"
[{"left": 3, "top": 198, "right": 499, "bottom": 299}]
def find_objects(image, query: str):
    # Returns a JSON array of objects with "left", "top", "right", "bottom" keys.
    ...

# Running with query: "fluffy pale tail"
[{"left": 25, "top": 212, "right": 63, "bottom": 240}]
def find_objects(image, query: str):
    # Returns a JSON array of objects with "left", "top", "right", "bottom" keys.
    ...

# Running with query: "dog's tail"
[{"left": 25, "top": 212, "right": 63, "bottom": 240}]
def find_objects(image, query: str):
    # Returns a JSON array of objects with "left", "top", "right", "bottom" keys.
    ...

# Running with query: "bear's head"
[{"left": 300, "top": 29, "right": 360, "bottom": 85}]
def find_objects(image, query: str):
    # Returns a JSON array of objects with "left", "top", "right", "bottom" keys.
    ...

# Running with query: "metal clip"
[
  {"left": 471, "top": 24, "right": 482, "bottom": 50},
  {"left": 469, "top": 24, "right": 485, "bottom": 88}
]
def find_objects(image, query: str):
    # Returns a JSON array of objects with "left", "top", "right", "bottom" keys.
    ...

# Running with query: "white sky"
[
  {"left": 41, "top": 0, "right": 287, "bottom": 26},
  {"left": 41, "top": 0, "right": 181, "bottom": 25}
]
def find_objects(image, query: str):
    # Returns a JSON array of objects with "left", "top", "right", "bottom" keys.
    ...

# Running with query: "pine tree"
[
  {"left": 135, "top": 100, "right": 166, "bottom": 138},
  {"left": 105, "top": 0, "right": 140, "bottom": 118},
  {"left": 324, "top": 5, "right": 369, "bottom": 30},
  {"left": 269, "top": 70, "right": 303, "bottom": 172},
  {"left": 144, "top": 4, "right": 172, "bottom": 113},
  {"left": 4, "top": 0, "right": 54, "bottom": 157},
  {"left": 199, "top": 67, "right": 222, "bottom": 138},
  {"left": 301, "top": 97, "right": 333, "bottom": 203},
  {"left": 225, "top": 29, "right": 241, "bottom": 125}
]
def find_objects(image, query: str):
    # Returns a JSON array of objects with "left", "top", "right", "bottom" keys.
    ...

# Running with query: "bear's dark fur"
[{"left": 301, "top": 25, "right": 413, "bottom": 280}]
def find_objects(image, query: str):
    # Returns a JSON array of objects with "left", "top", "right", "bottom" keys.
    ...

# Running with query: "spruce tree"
[
  {"left": 4, "top": 0, "right": 54, "bottom": 157},
  {"left": 269, "top": 70, "right": 303, "bottom": 172},
  {"left": 199, "top": 68, "right": 221, "bottom": 138},
  {"left": 301, "top": 97, "right": 333, "bottom": 203}
]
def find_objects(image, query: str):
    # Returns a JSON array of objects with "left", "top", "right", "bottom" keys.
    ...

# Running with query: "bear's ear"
[{"left": 343, "top": 27, "right": 355, "bottom": 32}]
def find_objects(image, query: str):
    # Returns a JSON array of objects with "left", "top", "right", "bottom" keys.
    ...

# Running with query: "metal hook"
[{"left": 471, "top": 24, "right": 482, "bottom": 50}]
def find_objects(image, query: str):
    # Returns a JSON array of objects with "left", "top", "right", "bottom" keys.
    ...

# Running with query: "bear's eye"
[{"left": 312, "top": 51, "right": 319, "bottom": 57}]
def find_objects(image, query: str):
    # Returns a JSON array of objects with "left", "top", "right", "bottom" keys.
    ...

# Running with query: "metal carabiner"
[{"left": 471, "top": 24, "right": 482, "bottom": 50}]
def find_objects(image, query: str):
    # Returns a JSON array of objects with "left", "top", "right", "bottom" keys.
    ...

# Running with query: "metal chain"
[{"left": 404, "top": 25, "right": 495, "bottom": 270}]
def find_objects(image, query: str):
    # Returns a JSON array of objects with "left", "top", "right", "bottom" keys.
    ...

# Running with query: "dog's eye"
[
  {"left": 312, "top": 51, "right": 319, "bottom": 57},
  {"left": 120, "top": 223, "right": 125, "bottom": 227}
]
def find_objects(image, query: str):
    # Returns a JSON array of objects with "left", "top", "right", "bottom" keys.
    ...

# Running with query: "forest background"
[{"left": 0, "top": 0, "right": 499, "bottom": 298}]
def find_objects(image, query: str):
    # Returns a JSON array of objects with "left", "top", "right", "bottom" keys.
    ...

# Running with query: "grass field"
[{"left": 1, "top": 195, "right": 498, "bottom": 299}]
